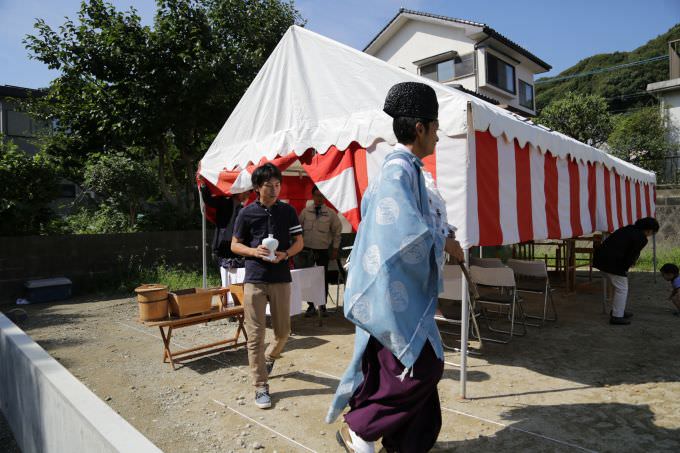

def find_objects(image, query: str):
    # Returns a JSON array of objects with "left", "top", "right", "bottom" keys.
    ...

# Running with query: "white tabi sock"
[{"left": 348, "top": 426, "right": 375, "bottom": 453}]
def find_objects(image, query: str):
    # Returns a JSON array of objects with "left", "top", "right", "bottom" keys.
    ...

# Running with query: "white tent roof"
[{"left": 199, "top": 25, "right": 655, "bottom": 185}]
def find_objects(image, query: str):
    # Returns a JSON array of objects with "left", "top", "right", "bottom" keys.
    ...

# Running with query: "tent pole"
[
  {"left": 460, "top": 248, "right": 470, "bottom": 399},
  {"left": 199, "top": 187, "right": 207, "bottom": 289}
]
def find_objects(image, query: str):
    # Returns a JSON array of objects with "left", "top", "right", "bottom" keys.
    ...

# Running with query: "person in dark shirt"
[
  {"left": 594, "top": 217, "right": 659, "bottom": 325},
  {"left": 200, "top": 184, "right": 251, "bottom": 292},
  {"left": 231, "top": 163, "right": 304, "bottom": 409}
]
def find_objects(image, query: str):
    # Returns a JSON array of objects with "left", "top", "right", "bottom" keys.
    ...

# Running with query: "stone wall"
[{"left": 655, "top": 187, "right": 680, "bottom": 247}]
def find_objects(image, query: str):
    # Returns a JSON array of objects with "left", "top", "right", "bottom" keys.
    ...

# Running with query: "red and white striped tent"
[
  {"left": 198, "top": 25, "right": 655, "bottom": 397},
  {"left": 199, "top": 26, "right": 655, "bottom": 248}
]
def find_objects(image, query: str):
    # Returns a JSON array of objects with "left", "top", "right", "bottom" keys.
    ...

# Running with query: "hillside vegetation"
[{"left": 536, "top": 24, "right": 680, "bottom": 113}]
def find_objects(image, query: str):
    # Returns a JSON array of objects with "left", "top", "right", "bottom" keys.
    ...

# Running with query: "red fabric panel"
[
  {"left": 603, "top": 167, "right": 613, "bottom": 232},
  {"left": 514, "top": 141, "right": 533, "bottom": 243},
  {"left": 614, "top": 173, "right": 624, "bottom": 227},
  {"left": 475, "top": 131, "right": 502, "bottom": 246},
  {"left": 635, "top": 181, "right": 642, "bottom": 221},
  {"left": 298, "top": 143, "right": 364, "bottom": 231},
  {"left": 199, "top": 151, "right": 302, "bottom": 223},
  {"left": 568, "top": 158, "right": 583, "bottom": 238},
  {"left": 422, "top": 150, "right": 436, "bottom": 181},
  {"left": 544, "top": 151, "right": 561, "bottom": 239},
  {"left": 342, "top": 207, "right": 361, "bottom": 231},
  {"left": 625, "top": 178, "right": 633, "bottom": 224},
  {"left": 280, "top": 175, "right": 314, "bottom": 214},
  {"left": 587, "top": 163, "right": 597, "bottom": 232},
  {"left": 353, "top": 146, "right": 369, "bottom": 198},
  {"left": 644, "top": 184, "right": 651, "bottom": 217}
]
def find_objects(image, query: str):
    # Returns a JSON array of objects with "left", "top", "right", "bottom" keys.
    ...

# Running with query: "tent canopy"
[{"left": 199, "top": 25, "right": 656, "bottom": 248}]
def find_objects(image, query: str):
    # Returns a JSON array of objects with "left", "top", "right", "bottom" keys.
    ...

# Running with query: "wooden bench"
[{"left": 144, "top": 285, "right": 247, "bottom": 370}]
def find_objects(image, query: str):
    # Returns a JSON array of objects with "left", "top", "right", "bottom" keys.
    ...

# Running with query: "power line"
[
  {"left": 604, "top": 91, "right": 655, "bottom": 101},
  {"left": 536, "top": 55, "right": 668, "bottom": 84}
]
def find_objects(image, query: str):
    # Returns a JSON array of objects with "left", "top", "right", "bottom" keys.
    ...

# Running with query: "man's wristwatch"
[{"left": 283, "top": 251, "right": 289, "bottom": 260}]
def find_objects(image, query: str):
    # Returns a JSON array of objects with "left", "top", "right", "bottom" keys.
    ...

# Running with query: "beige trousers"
[{"left": 243, "top": 282, "right": 291, "bottom": 387}]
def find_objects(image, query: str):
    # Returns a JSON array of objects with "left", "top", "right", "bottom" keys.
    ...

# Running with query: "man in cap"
[{"left": 327, "top": 81, "right": 464, "bottom": 453}]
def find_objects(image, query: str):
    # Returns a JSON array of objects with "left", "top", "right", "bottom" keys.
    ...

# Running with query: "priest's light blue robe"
[{"left": 326, "top": 144, "right": 447, "bottom": 423}]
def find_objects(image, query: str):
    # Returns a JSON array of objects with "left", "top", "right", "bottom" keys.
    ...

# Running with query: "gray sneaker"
[
  {"left": 266, "top": 359, "right": 275, "bottom": 376},
  {"left": 255, "top": 386, "right": 271, "bottom": 409}
]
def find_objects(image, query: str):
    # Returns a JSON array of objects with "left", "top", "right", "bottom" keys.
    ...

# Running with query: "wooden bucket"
[{"left": 135, "top": 284, "right": 169, "bottom": 321}]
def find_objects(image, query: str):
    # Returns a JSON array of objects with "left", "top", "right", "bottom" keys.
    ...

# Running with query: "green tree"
[
  {"left": 0, "top": 135, "right": 60, "bottom": 235},
  {"left": 537, "top": 92, "right": 613, "bottom": 147},
  {"left": 83, "top": 154, "right": 156, "bottom": 228},
  {"left": 23, "top": 0, "right": 303, "bottom": 216},
  {"left": 608, "top": 107, "right": 675, "bottom": 176}
]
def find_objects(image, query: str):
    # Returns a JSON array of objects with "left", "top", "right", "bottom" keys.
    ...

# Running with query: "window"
[
  {"left": 7, "top": 110, "right": 32, "bottom": 137},
  {"left": 519, "top": 80, "right": 534, "bottom": 110},
  {"left": 486, "top": 52, "right": 516, "bottom": 94},
  {"left": 420, "top": 53, "right": 474, "bottom": 82}
]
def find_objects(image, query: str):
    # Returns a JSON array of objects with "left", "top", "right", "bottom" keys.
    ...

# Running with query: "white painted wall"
[
  {"left": 373, "top": 20, "right": 476, "bottom": 75},
  {"left": 661, "top": 91, "right": 680, "bottom": 145},
  {"left": 370, "top": 19, "right": 540, "bottom": 115}
]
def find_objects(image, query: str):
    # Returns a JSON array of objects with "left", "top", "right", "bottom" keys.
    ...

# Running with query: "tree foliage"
[
  {"left": 536, "top": 24, "right": 680, "bottom": 113},
  {"left": 0, "top": 135, "right": 60, "bottom": 235},
  {"left": 83, "top": 154, "right": 156, "bottom": 228},
  {"left": 23, "top": 0, "right": 303, "bottom": 216},
  {"left": 537, "top": 92, "right": 613, "bottom": 147},
  {"left": 608, "top": 107, "right": 676, "bottom": 175}
]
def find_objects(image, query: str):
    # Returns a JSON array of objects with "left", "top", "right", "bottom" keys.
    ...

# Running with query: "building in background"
[
  {"left": 364, "top": 9, "right": 552, "bottom": 116},
  {"left": 647, "top": 39, "right": 680, "bottom": 146},
  {"left": 0, "top": 85, "right": 46, "bottom": 155},
  {"left": 0, "top": 84, "right": 79, "bottom": 203}
]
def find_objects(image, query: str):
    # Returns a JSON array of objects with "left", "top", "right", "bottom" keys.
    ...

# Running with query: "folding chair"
[
  {"left": 507, "top": 259, "right": 557, "bottom": 324},
  {"left": 325, "top": 258, "right": 346, "bottom": 311},
  {"left": 470, "top": 265, "right": 527, "bottom": 343},
  {"left": 325, "top": 235, "right": 354, "bottom": 310},
  {"left": 469, "top": 257, "right": 505, "bottom": 268},
  {"left": 435, "top": 264, "right": 483, "bottom": 351}
]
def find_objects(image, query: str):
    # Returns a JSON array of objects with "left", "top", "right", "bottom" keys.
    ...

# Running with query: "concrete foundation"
[{"left": 0, "top": 313, "right": 162, "bottom": 453}]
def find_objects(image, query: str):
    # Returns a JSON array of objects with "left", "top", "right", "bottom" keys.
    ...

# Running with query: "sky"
[{"left": 1, "top": 0, "right": 679, "bottom": 89}]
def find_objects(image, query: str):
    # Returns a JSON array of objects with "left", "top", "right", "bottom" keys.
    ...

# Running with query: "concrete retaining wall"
[
  {"left": 656, "top": 187, "right": 680, "bottom": 247},
  {"left": 0, "top": 313, "right": 162, "bottom": 453}
]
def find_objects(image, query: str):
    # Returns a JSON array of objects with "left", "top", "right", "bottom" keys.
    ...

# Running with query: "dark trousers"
[
  {"left": 295, "top": 248, "right": 330, "bottom": 305},
  {"left": 345, "top": 337, "right": 444, "bottom": 453}
]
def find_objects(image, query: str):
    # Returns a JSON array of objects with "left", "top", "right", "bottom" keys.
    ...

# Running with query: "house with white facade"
[{"left": 364, "top": 9, "right": 552, "bottom": 116}]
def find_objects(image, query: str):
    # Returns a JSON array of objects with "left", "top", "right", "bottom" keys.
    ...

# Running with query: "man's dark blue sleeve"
[
  {"left": 288, "top": 205, "right": 303, "bottom": 237},
  {"left": 233, "top": 208, "right": 248, "bottom": 242}
]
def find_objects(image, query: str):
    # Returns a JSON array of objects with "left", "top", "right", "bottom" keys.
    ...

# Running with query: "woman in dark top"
[
  {"left": 594, "top": 217, "right": 659, "bottom": 325},
  {"left": 200, "top": 184, "right": 251, "bottom": 289}
]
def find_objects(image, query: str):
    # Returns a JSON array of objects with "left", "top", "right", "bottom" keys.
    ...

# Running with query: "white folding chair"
[
  {"left": 507, "top": 259, "right": 557, "bottom": 324},
  {"left": 435, "top": 264, "right": 483, "bottom": 351},
  {"left": 469, "top": 257, "right": 505, "bottom": 268},
  {"left": 470, "top": 265, "right": 527, "bottom": 343}
]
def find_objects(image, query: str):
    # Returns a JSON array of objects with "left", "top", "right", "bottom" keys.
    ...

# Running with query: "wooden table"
[{"left": 144, "top": 303, "right": 247, "bottom": 370}]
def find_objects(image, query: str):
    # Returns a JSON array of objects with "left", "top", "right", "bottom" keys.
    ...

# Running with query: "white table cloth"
[{"left": 232, "top": 266, "right": 326, "bottom": 316}]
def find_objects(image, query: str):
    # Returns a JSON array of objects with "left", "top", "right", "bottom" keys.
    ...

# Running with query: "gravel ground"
[{"left": 2, "top": 273, "right": 680, "bottom": 452}]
